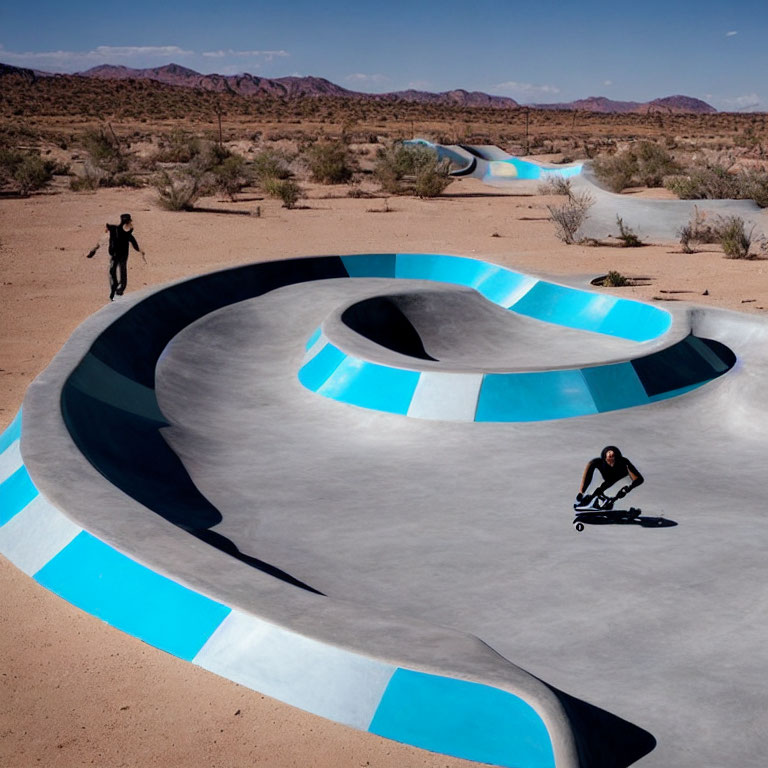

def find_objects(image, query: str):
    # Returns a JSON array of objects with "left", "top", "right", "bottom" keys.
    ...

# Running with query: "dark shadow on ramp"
[{"left": 549, "top": 685, "right": 657, "bottom": 768}]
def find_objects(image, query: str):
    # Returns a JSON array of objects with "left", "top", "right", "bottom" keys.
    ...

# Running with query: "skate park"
[{"left": 1, "top": 243, "right": 768, "bottom": 768}]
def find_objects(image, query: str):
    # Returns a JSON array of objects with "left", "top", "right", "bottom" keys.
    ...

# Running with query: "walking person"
[{"left": 87, "top": 213, "right": 146, "bottom": 300}]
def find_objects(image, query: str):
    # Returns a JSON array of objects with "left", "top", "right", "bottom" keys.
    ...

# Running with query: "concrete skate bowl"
[{"left": 4, "top": 252, "right": 767, "bottom": 768}]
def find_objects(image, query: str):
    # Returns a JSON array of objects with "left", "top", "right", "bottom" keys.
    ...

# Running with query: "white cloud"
[
  {"left": 202, "top": 49, "right": 288, "bottom": 61},
  {"left": 0, "top": 43, "right": 193, "bottom": 71},
  {"left": 408, "top": 79, "right": 432, "bottom": 90},
  {"left": 494, "top": 80, "right": 560, "bottom": 97},
  {"left": 720, "top": 93, "right": 762, "bottom": 111},
  {"left": 603, "top": 79, "right": 613, "bottom": 86},
  {"left": 726, "top": 30, "right": 738, "bottom": 37},
  {"left": 345, "top": 73, "right": 391, "bottom": 86}
]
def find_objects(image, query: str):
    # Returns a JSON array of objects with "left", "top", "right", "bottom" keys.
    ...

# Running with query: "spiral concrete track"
[{"left": 1, "top": 253, "right": 767, "bottom": 768}]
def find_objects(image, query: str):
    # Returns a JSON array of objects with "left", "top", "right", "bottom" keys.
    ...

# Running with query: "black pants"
[{"left": 109, "top": 257, "right": 127, "bottom": 300}]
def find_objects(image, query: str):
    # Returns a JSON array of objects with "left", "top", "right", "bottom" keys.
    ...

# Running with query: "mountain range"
[{"left": 1, "top": 61, "right": 717, "bottom": 114}]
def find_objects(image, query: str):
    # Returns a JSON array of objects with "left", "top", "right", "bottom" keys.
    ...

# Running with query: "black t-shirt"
[{"left": 107, "top": 224, "right": 140, "bottom": 260}]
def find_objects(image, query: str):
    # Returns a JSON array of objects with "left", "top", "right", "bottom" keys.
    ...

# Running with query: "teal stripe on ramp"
[
  {"left": 476, "top": 369, "right": 597, "bottom": 422},
  {"left": 341, "top": 253, "right": 396, "bottom": 278},
  {"left": 581, "top": 362, "right": 650, "bottom": 412},
  {"left": 0, "top": 466, "right": 39, "bottom": 526},
  {"left": 0, "top": 410, "right": 22, "bottom": 454},
  {"left": 34, "top": 532, "right": 230, "bottom": 660},
  {"left": 369, "top": 669, "right": 555, "bottom": 768},
  {"left": 318, "top": 358, "right": 420, "bottom": 415}
]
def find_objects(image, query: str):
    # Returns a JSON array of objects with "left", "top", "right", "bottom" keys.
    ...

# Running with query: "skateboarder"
[
  {"left": 575, "top": 445, "right": 644, "bottom": 508},
  {"left": 87, "top": 213, "right": 146, "bottom": 301}
]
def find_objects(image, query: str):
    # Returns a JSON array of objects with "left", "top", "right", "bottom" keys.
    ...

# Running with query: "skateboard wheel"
[{"left": 575, "top": 522, "right": 584, "bottom": 532}]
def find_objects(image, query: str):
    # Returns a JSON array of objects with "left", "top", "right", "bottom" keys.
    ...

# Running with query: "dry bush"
[
  {"left": 537, "top": 176, "right": 572, "bottom": 196},
  {"left": 304, "top": 140, "right": 354, "bottom": 184},
  {"left": 603, "top": 270, "right": 631, "bottom": 286},
  {"left": 251, "top": 148, "right": 292, "bottom": 184},
  {"left": 716, "top": 216, "right": 756, "bottom": 259},
  {"left": 153, "top": 128, "right": 202, "bottom": 163},
  {"left": 263, "top": 178, "right": 302, "bottom": 208},
  {"left": 373, "top": 142, "right": 453, "bottom": 197},
  {"left": 547, "top": 191, "right": 594, "bottom": 244},
  {"left": 678, "top": 207, "right": 719, "bottom": 253},
  {"left": 154, "top": 168, "right": 206, "bottom": 211},
  {"left": 592, "top": 141, "right": 679, "bottom": 191},
  {"left": 615, "top": 216, "right": 644, "bottom": 247},
  {"left": 0, "top": 148, "right": 55, "bottom": 194}
]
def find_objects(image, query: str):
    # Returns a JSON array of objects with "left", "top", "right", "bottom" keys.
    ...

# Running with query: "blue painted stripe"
[
  {"left": 369, "top": 669, "right": 555, "bottom": 768},
  {"left": 0, "top": 409, "right": 22, "bottom": 454},
  {"left": 341, "top": 253, "right": 396, "bottom": 278},
  {"left": 318, "top": 358, "right": 420, "bottom": 415},
  {"left": 0, "top": 465, "right": 39, "bottom": 526},
  {"left": 34, "top": 532, "right": 231, "bottom": 660},
  {"left": 298, "top": 343, "right": 346, "bottom": 392},
  {"left": 395, "top": 253, "right": 497, "bottom": 290},
  {"left": 476, "top": 369, "right": 597, "bottom": 422}
]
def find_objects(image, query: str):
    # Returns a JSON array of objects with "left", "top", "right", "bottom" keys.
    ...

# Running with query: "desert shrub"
[
  {"left": 737, "top": 169, "right": 768, "bottom": 208},
  {"left": 537, "top": 176, "right": 572, "bottom": 196},
  {"left": 678, "top": 207, "right": 719, "bottom": 253},
  {"left": 592, "top": 141, "right": 679, "bottom": 192},
  {"left": 251, "top": 148, "right": 292, "bottom": 183},
  {"left": 154, "top": 169, "right": 206, "bottom": 211},
  {"left": 615, "top": 216, "right": 644, "bottom": 247},
  {"left": 664, "top": 164, "right": 740, "bottom": 200},
  {"left": 547, "top": 191, "right": 594, "bottom": 244},
  {"left": 0, "top": 149, "right": 54, "bottom": 194},
  {"left": 374, "top": 143, "right": 453, "bottom": 197},
  {"left": 263, "top": 178, "right": 302, "bottom": 208},
  {"left": 716, "top": 216, "right": 755, "bottom": 259},
  {"left": 210, "top": 153, "right": 251, "bottom": 201},
  {"left": 305, "top": 140, "right": 354, "bottom": 184},
  {"left": 603, "top": 270, "right": 631, "bottom": 287},
  {"left": 81, "top": 128, "right": 127, "bottom": 177},
  {"left": 154, "top": 128, "right": 202, "bottom": 163}
]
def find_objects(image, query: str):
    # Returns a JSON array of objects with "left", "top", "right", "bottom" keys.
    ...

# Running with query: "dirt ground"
[{"left": 2, "top": 177, "right": 767, "bottom": 767}]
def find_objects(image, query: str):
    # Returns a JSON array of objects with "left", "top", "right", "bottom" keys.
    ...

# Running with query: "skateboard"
[{"left": 572, "top": 506, "right": 642, "bottom": 532}]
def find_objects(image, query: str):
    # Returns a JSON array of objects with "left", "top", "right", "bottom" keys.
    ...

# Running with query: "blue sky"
[{"left": 2, "top": 0, "right": 766, "bottom": 110}]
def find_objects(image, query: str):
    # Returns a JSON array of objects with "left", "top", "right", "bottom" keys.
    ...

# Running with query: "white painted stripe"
[
  {"left": 194, "top": 609, "right": 395, "bottom": 730},
  {"left": 301, "top": 333, "right": 328, "bottom": 366},
  {"left": 0, "top": 440, "right": 22, "bottom": 484},
  {"left": 407, "top": 372, "right": 483, "bottom": 421},
  {"left": 0, "top": 496, "right": 81, "bottom": 576},
  {"left": 495, "top": 275, "right": 538, "bottom": 309},
  {"left": 688, "top": 336, "right": 730, "bottom": 373}
]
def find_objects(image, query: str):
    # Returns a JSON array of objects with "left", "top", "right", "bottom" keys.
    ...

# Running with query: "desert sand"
[{"left": 2, "top": 176, "right": 768, "bottom": 767}]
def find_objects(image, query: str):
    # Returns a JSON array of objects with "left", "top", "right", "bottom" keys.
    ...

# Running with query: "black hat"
[{"left": 120, "top": 213, "right": 132, "bottom": 225}]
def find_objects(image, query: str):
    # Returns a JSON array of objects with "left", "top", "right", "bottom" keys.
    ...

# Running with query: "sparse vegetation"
[
  {"left": 716, "top": 216, "right": 756, "bottom": 259},
  {"left": 263, "top": 177, "right": 302, "bottom": 208},
  {"left": 603, "top": 270, "right": 631, "bottom": 287},
  {"left": 154, "top": 168, "right": 206, "bottom": 211},
  {"left": 251, "top": 148, "right": 292, "bottom": 184},
  {"left": 210, "top": 152, "right": 251, "bottom": 201},
  {"left": 373, "top": 142, "right": 453, "bottom": 197},
  {"left": 304, "top": 140, "right": 354, "bottom": 184},
  {"left": 0, "top": 148, "right": 55, "bottom": 194},
  {"left": 537, "top": 176, "right": 572, "bottom": 196},
  {"left": 546, "top": 191, "right": 594, "bottom": 244},
  {"left": 592, "top": 141, "right": 680, "bottom": 192},
  {"left": 678, "top": 207, "right": 720, "bottom": 253},
  {"left": 615, "top": 216, "right": 644, "bottom": 247}
]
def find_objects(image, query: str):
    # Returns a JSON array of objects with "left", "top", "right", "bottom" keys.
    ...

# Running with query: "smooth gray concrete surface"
[{"left": 19, "top": 271, "right": 768, "bottom": 768}]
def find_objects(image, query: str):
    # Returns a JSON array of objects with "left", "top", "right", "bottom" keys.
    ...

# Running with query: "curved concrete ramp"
[
  {"left": 2, "top": 253, "right": 767, "bottom": 768},
  {"left": 406, "top": 139, "right": 584, "bottom": 182},
  {"left": 411, "top": 140, "right": 767, "bottom": 241}
]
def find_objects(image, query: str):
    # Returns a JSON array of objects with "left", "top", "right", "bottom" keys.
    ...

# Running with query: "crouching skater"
[{"left": 575, "top": 445, "right": 644, "bottom": 510}]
